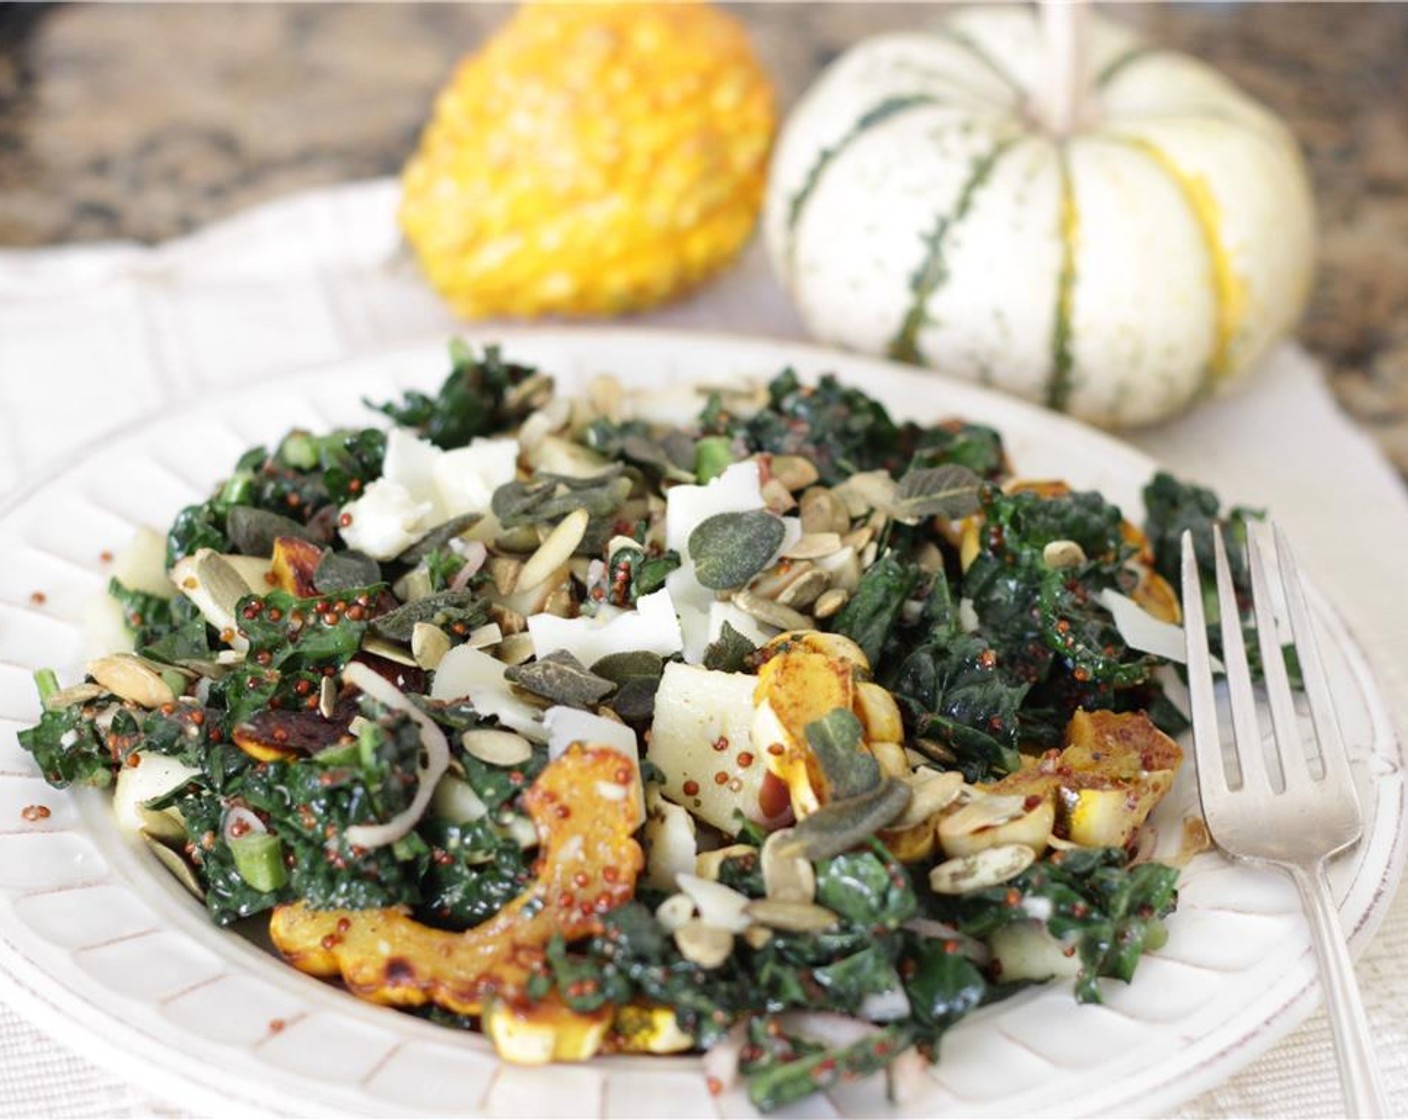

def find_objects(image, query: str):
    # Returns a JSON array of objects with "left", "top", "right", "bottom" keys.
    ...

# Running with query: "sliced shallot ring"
[{"left": 341, "top": 661, "right": 450, "bottom": 850}]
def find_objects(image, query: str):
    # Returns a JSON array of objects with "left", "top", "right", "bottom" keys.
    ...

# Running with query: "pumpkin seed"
[
  {"left": 747, "top": 559, "right": 814, "bottom": 601},
  {"left": 495, "top": 632, "right": 535, "bottom": 666},
  {"left": 799, "top": 488, "right": 850, "bottom": 536},
  {"left": 928, "top": 844, "right": 1036, "bottom": 895},
  {"left": 744, "top": 899, "right": 839, "bottom": 933},
  {"left": 461, "top": 728, "right": 533, "bottom": 767},
  {"left": 742, "top": 925, "right": 774, "bottom": 950},
  {"left": 518, "top": 508, "right": 590, "bottom": 591},
  {"left": 359, "top": 636, "right": 418, "bottom": 666},
  {"left": 940, "top": 793, "right": 1029, "bottom": 837},
  {"left": 786, "top": 777, "right": 912, "bottom": 862},
  {"left": 911, "top": 737, "right": 958, "bottom": 767},
  {"left": 143, "top": 835, "right": 204, "bottom": 900},
  {"left": 542, "top": 585, "right": 575, "bottom": 618},
  {"left": 494, "top": 527, "right": 540, "bottom": 556},
  {"left": 504, "top": 372, "right": 555, "bottom": 414},
  {"left": 812, "top": 587, "right": 850, "bottom": 620},
  {"left": 655, "top": 893, "right": 695, "bottom": 932},
  {"left": 696, "top": 843, "right": 758, "bottom": 882},
  {"left": 776, "top": 568, "right": 830, "bottom": 611},
  {"left": 842, "top": 526, "right": 875, "bottom": 552},
  {"left": 783, "top": 533, "right": 842, "bottom": 561},
  {"left": 42, "top": 682, "right": 107, "bottom": 712},
  {"left": 733, "top": 590, "right": 811, "bottom": 633},
  {"left": 891, "top": 770, "right": 965, "bottom": 829},
  {"left": 1042, "top": 539, "right": 1088, "bottom": 569},
  {"left": 770, "top": 455, "right": 820, "bottom": 492},
  {"left": 412, "top": 623, "right": 452, "bottom": 670},
  {"left": 88, "top": 655, "right": 176, "bottom": 709},
  {"left": 673, "top": 921, "right": 734, "bottom": 969},
  {"left": 853, "top": 681, "right": 904, "bottom": 743},
  {"left": 761, "top": 829, "right": 815, "bottom": 904},
  {"left": 173, "top": 550, "right": 252, "bottom": 647},
  {"left": 761, "top": 478, "right": 798, "bottom": 514},
  {"left": 466, "top": 622, "right": 504, "bottom": 649},
  {"left": 488, "top": 603, "right": 526, "bottom": 636},
  {"left": 505, "top": 649, "right": 615, "bottom": 708},
  {"left": 689, "top": 510, "right": 787, "bottom": 590},
  {"left": 870, "top": 740, "right": 909, "bottom": 779},
  {"left": 834, "top": 471, "right": 897, "bottom": 518}
]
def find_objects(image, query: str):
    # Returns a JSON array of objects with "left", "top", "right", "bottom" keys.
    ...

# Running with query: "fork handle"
[{"left": 1289, "top": 860, "right": 1391, "bottom": 1118}]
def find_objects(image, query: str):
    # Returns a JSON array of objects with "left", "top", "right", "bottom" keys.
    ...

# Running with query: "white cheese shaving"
[
  {"left": 430, "top": 645, "right": 547, "bottom": 741},
  {"left": 528, "top": 587, "right": 683, "bottom": 665},
  {"left": 1097, "top": 589, "right": 1191, "bottom": 664}
]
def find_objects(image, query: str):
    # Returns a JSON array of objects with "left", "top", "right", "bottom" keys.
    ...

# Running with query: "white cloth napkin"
[{"left": 1, "top": 179, "right": 1404, "bottom": 1117}]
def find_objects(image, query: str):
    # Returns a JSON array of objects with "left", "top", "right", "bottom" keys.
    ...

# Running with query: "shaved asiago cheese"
[
  {"left": 341, "top": 661, "right": 450, "bottom": 850},
  {"left": 643, "top": 788, "right": 698, "bottom": 892},
  {"left": 1098, "top": 588, "right": 1192, "bottom": 664},
  {"left": 707, "top": 601, "right": 774, "bottom": 648},
  {"left": 528, "top": 588, "right": 683, "bottom": 665},
  {"left": 430, "top": 645, "right": 547, "bottom": 741},
  {"left": 676, "top": 872, "right": 752, "bottom": 933}
]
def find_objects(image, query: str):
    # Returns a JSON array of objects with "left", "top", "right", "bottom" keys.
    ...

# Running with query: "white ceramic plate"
[{"left": 0, "top": 330, "right": 1401, "bottom": 1119}]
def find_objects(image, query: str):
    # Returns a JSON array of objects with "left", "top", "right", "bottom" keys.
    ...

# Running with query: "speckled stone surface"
[{"left": 2, "top": 2, "right": 1406, "bottom": 471}]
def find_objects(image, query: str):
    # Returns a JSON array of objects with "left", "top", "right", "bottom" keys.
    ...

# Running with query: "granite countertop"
[{"left": 2, "top": 2, "right": 1406, "bottom": 472}]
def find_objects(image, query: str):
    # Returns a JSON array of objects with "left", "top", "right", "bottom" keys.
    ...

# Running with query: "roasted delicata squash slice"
[
  {"left": 270, "top": 536, "right": 324, "bottom": 597},
  {"left": 965, "top": 710, "right": 1182, "bottom": 852},
  {"left": 269, "top": 744, "right": 643, "bottom": 1017}
]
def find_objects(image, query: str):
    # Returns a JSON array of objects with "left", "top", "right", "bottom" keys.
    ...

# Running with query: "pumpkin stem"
[{"left": 1036, "top": 0, "right": 1094, "bottom": 136}]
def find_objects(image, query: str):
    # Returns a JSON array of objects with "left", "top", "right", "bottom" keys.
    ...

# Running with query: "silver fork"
[{"left": 1181, "top": 523, "right": 1389, "bottom": 1118}]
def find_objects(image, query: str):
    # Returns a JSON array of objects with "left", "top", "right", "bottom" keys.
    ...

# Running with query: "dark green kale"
[
  {"left": 934, "top": 846, "right": 1178, "bottom": 1004},
  {"left": 237, "top": 586, "right": 382, "bottom": 671},
  {"left": 108, "top": 578, "right": 211, "bottom": 662},
  {"left": 18, "top": 702, "right": 114, "bottom": 788},
  {"left": 372, "top": 340, "right": 540, "bottom": 450},
  {"left": 417, "top": 816, "right": 535, "bottom": 930}
]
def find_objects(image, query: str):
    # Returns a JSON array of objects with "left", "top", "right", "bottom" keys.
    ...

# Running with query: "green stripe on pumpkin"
[
  {"left": 1095, "top": 45, "right": 1155, "bottom": 88},
  {"left": 887, "top": 138, "right": 1017, "bottom": 366},
  {"left": 1045, "top": 147, "right": 1079, "bottom": 413},
  {"left": 785, "top": 94, "right": 939, "bottom": 280}
]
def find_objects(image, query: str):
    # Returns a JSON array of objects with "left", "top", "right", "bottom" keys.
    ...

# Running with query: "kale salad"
[{"left": 20, "top": 342, "right": 1256, "bottom": 1111}]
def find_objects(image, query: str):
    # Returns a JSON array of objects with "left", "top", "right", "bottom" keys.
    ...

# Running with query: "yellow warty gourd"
[{"left": 401, "top": 2, "right": 776, "bottom": 318}]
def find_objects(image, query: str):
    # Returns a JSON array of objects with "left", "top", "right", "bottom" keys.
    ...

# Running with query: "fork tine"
[
  {"left": 1214, "top": 525, "right": 1272, "bottom": 793},
  {"left": 1273, "top": 522, "right": 1357, "bottom": 795},
  {"left": 1247, "top": 522, "right": 1300, "bottom": 790},
  {"left": 1181, "top": 530, "right": 1228, "bottom": 792}
]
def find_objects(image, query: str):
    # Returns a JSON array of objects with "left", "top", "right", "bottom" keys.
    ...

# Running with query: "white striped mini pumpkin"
[{"left": 763, "top": 5, "right": 1316, "bottom": 427}]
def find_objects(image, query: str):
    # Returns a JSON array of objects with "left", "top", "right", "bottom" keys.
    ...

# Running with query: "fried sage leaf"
[
  {"left": 505, "top": 650, "right": 615, "bottom": 708},
  {"left": 703, "top": 620, "right": 757, "bottom": 673},
  {"left": 892, "top": 464, "right": 983, "bottom": 522},
  {"left": 689, "top": 510, "right": 786, "bottom": 590},
  {"left": 804, "top": 708, "right": 880, "bottom": 800},
  {"left": 369, "top": 590, "right": 488, "bottom": 642},
  {"left": 316, "top": 550, "right": 382, "bottom": 593},
  {"left": 227, "top": 506, "right": 322, "bottom": 556},
  {"left": 786, "top": 778, "right": 912, "bottom": 862},
  {"left": 396, "top": 513, "right": 483, "bottom": 565}
]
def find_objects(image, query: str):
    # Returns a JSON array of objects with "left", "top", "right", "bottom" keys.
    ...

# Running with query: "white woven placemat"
[{"left": 0, "top": 179, "right": 1404, "bottom": 1117}]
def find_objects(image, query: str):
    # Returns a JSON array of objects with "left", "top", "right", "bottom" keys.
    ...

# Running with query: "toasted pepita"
[
  {"left": 760, "top": 477, "right": 798, "bottom": 513},
  {"left": 88, "top": 654, "right": 176, "bottom": 709},
  {"left": 495, "top": 527, "right": 540, "bottom": 556},
  {"left": 1043, "top": 540, "right": 1088, "bottom": 569},
  {"left": 412, "top": 623, "right": 452, "bottom": 670},
  {"left": 783, "top": 533, "right": 843, "bottom": 561},
  {"left": 462, "top": 728, "right": 534, "bottom": 767},
  {"left": 869, "top": 740, "right": 909, "bottom": 779},
  {"left": 42, "top": 682, "right": 107, "bottom": 712},
  {"left": 673, "top": 921, "right": 735, "bottom": 969},
  {"left": 745, "top": 899, "right": 839, "bottom": 932},
  {"left": 655, "top": 892, "right": 695, "bottom": 932},
  {"left": 733, "top": 590, "right": 811, "bottom": 633},
  {"left": 359, "top": 636, "right": 418, "bottom": 667},
  {"left": 770, "top": 455, "right": 820, "bottom": 493},
  {"left": 776, "top": 569, "right": 830, "bottom": 611},
  {"left": 853, "top": 681, "right": 904, "bottom": 743},
  {"left": 495, "top": 632, "right": 536, "bottom": 666},
  {"left": 761, "top": 829, "right": 816, "bottom": 904},
  {"left": 742, "top": 925, "right": 774, "bottom": 950},
  {"left": 940, "top": 793, "right": 1028, "bottom": 838},
  {"left": 928, "top": 844, "right": 1036, "bottom": 895},
  {"left": 799, "top": 487, "right": 850, "bottom": 536},
  {"left": 489, "top": 555, "right": 524, "bottom": 595},
  {"left": 318, "top": 675, "right": 337, "bottom": 719},
  {"left": 747, "top": 559, "right": 814, "bottom": 601},
  {"left": 466, "top": 622, "right": 504, "bottom": 649},
  {"left": 518, "top": 508, "right": 590, "bottom": 592},
  {"left": 812, "top": 587, "right": 850, "bottom": 620},
  {"left": 143, "top": 835, "right": 205, "bottom": 900},
  {"left": 891, "top": 770, "right": 965, "bottom": 830}
]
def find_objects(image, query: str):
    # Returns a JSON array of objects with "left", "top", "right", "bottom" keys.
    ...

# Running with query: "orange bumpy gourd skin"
[{"left": 399, "top": 2, "right": 776, "bottom": 318}]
